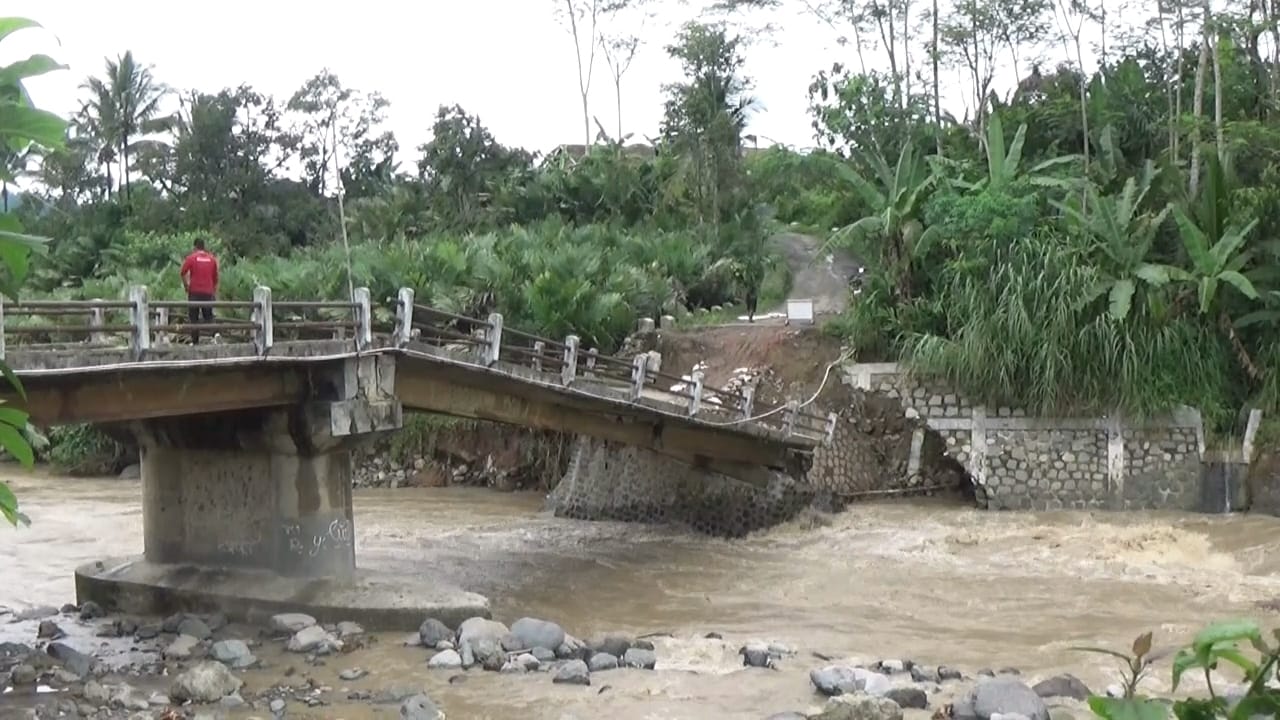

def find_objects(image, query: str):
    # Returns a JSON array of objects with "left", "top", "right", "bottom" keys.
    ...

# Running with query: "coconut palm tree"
[{"left": 80, "top": 51, "right": 169, "bottom": 200}]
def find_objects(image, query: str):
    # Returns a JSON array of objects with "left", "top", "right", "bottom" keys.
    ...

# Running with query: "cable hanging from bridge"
[{"left": 695, "top": 348, "right": 856, "bottom": 428}]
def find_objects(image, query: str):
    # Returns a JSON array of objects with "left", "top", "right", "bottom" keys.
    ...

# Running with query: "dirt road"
[{"left": 771, "top": 232, "right": 863, "bottom": 316}]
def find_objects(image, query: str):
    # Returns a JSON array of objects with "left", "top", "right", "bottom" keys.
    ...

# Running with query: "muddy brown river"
[{"left": 3, "top": 468, "right": 1280, "bottom": 719}]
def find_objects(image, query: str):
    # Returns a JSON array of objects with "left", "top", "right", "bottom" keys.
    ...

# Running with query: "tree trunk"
[
  {"left": 1189, "top": 9, "right": 1211, "bottom": 197},
  {"left": 1221, "top": 310, "right": 1264, "bottom": 382},
  {"left": 1211, "top": 19, "right": 1224, "bottom": 161},
  {"left": 933, "top": 0, "right": 942, "bottom": 154}
]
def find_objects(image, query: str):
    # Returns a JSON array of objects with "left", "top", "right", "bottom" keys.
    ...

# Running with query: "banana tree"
[
  {"left": 825, "top": 142, "right": 939, "bottom": 302},
  {"left": 948, "top": 112, "right": 1079, "bottom": 193},
  {"left": 1054, "top": 164, "right": 1174, "bottom": 321},
  {"left": 1169, "top": 204, "right": 1264, "bottom": 380}
]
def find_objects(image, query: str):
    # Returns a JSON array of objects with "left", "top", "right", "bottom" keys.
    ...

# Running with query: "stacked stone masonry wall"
[{"left": 847, "top": 363, "right": 1206, "bottom": 512}]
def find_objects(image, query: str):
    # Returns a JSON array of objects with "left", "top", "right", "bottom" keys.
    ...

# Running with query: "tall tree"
[
  {"left": 554, "top": 0, "right": 638, "bottom": 147},
  {"left": 660, "top": 21, "right": 756, "bottom": 230},
  {"left": 284, "top": 70, "right": 394, "bottom": 198},
  {"left": 80, "top": 51, "right": 169, "bottom": 200}
]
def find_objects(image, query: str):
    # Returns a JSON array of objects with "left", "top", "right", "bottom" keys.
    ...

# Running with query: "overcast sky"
[{"left": 8, "top": 0, "right": 1030, "bottom": 160}]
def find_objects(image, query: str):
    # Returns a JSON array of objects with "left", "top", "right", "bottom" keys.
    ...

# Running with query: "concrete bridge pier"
[
  {"left": 73, "top": 356, "right": 492, "bottom": 629},
  {"left": 135, "top": 404, "right": 365, "bottom": 580}
]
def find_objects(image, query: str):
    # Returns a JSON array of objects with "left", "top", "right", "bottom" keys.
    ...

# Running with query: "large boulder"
[
  {"left": 210, "top": 639, "right": 256, "bottom": 669},
  {"left": 418, "top": 618, "right": 453, "bottom": 648},
  {"left": 553, "top": 659, "right": 590, "bottom": 686},
  {"left": 270, "top": 613, "right": 316, "bottom": 634},
  {"left": 509, "top": 617, "right": 565, "bottom": 652},
  {"left": 46, "top": 642, "right": 93, "bottom": 679},
  {"left": 287, "top": 625, "right": 332, "bottom": 653},
  {"left": 812, "top": 694, "right": 905, "bottom": 720},
  {"left": 811, "top": 666, "right": 861, "bottom": 696},
  {"left": 399, "top": 693, "right": 443, "bottom": 720},
  {"left": 954, "top": 678, "right": 1051, "bottom": 720},
  {"left": 170, "top": 661, "right": 243, "bottom": 704},
  {"left": 1032, "top": 674, "right": 1092, "bottom": 701},
  {"left": 456, "top": 617, "right": 508, "bottom": 669}
]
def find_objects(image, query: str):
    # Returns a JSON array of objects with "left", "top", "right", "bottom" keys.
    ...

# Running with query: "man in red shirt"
[{"left": 179, "top": 238, "right": 219, "bottom": 344}]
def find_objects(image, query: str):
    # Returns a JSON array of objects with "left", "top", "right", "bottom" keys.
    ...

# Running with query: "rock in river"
[
  {"left": 553, "top": 659, "right": 591, "bottom": 686},
  {"left": 177, "top": 617, "right": 212, "bottom": 640},
  {"left": 740, "top": 641, "right": 773, "bottom": 668},
  {"left": 418, "top": 618, "right": 453, "bottom": 648},
  {"left": 47, "top": 642, "right": 94, "bottom": 679},
  {"left": 588, "top": 652, "right": 619, "bottom": 672},
  {"left": 1033, "top": 674, "right": 1092, "bottom": 701},
  {"left": 623, "top": 647, "right": 657, "bottom": 670},
  {"left": 427, "top": 650, "right": 462, "bottom": 670},
  {"left": 37, "top": 620, "right": 64, "bottom": 640},
  {"left": 510, "top": 617, "right": 566, "bottom": 652},
  {"left": 170, "top": 661, "right": 244, "bottom": 704},
  {"left": 270, "top": 613, "right": 316, "bottom": 634},
  {"left": 885, "top": 687, "right": 929, "bottom": 710},
  {"left": 812, "top": 694, "right": 904, "bottom": 720},
  {"left": 210, "top": 639, "right": 256, "bottom": 669},
  {"left": 953, "top": 678, "right": 1050, "bottom": 720},
  {"left": 287, "top": 625, "right": 332, "bottom": 653},
  {"left": 811, "top": 666, "right": 861, "bottom": 696},
  {"left": 164, "top": 634, "right": 201, "bottom": 660},
  {"left": 400, "top": 693, "right": 443, "bottom": 720}
]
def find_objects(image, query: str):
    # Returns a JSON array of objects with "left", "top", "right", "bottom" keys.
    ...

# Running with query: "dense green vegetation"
[{"left": 10, "top": 0, "right": 1280, "bottom": 472}]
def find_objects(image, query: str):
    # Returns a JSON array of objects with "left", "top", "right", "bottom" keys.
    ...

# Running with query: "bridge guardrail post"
[
  {"left": 630, "top": 355, "right": 647, "bottom": 400},
  {"left": 252, "top": 286, "right": 274, "bottom": 357},
  {"left": 689, "top": 370, "right": 704, "bottom": 416},
  {"left": 484, "top": 313, "right": 503, "bottom": 366},
  {"left": 394, "top": 288, "right": 414, "bottom": 348},
  {"left": 0, "top": 297, "right": 6, "bottom": 361},
  {"left": 784, "top": 400, "right": 799, "bottom": 437},
  {"left": 90, "top": 300, "right": 106, "bottom": 345},
  {"left": 561, "top": 335, "right": 579, "bottom": 385},
  {"left": 585, "top": 348, "right": 597, "bottom": 379},
  {"left": 740, "top": 385, "right": 755, "bottom": 419},
  {"left": 154, "top": 306, "right": 170, "bottom": 346},
  {"left": 128, "top": 285, "right": 150, "bottom": 360},
  {"left": 353, "top": 287, "right": 372, "bottom": 352},
  {"left": 532, "top": 341, "right": 544, "bottom": 373},
  {"left": 824, "top": 411, "right": 838, "bottom": 445}
]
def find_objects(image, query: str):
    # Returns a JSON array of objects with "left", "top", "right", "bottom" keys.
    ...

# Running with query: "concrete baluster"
[
  {"left": 585, "top": 348, "right": 598, "bottom": 379},
  {"left": 353, "top": 287, "right": 373, "bottom": 352},
  {"left": 740, "top": 385, "right": 755, "bottom": 419},
  {"left": 0, "top": 298, "right": 6, "bottom": 361},
  {"left": 154, "top": 307, "right": 170, "bottom": 347},
  {"left": 128, "top": 285, "right": 150, "bottom": 360},
  {"left": 89, "top": 300, "right": 106, "bottom": 345},
  {"left": 394, "top": 288, "right": 414, "bottom": 348},
  {"left": 689, "top": 370, "right": 704, "bottom": 416},
  {"left": 252, "top": 286, "right": 274, "bottom": 357},
  {"left": 561, "top": 335, "right": 579, "bottom": 385},
  {"left": 630, "top": 354, "right": 647, "bottom": 400},
  {"left": 784, "top": 400, "right": 799, "bottom": 437},
  {"left": 532, "top": 341, "right": 544, "bottom": 373},
  {"left": 484, "top": 313, "right": 503, "bottom": 366}
]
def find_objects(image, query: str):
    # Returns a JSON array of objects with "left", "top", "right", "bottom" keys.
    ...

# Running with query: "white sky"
[{"left": 7, "top": 0, "right": 1038, "bottom": 161}]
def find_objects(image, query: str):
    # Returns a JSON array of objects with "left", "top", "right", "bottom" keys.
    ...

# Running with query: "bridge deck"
[{"left": 0, "top": 286, "right": 832, "bottom": 477}]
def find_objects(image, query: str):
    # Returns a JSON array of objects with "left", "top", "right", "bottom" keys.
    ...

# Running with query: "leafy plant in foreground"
[
  {"left": 1079, "top": 621, "right": 1280, "bottom": 720},
  {"left": 0, "top": 16, "right": 68, "bottom": 526}
]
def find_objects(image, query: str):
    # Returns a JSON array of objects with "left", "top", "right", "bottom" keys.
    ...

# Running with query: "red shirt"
[{"left": 180, "top": 250, "right": 219, "bottom": 295}]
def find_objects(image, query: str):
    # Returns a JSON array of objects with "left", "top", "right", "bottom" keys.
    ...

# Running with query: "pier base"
[{"left": 75, "top": 394, "right": 491, "bottom": 629}]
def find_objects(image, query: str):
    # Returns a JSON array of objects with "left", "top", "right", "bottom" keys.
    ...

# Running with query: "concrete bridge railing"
[{"left": 0, "top": 285, "right": 835, "bottom": 445}]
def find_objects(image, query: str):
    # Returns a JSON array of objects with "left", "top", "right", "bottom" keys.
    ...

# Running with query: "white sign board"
[{"left": 786, "top": 298, "right": 815, "bottom": 325}]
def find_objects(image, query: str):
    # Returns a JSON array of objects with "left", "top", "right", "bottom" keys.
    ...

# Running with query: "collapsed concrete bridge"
[{"left": 0, "top": 286, "right": 833, "bottom": 627}]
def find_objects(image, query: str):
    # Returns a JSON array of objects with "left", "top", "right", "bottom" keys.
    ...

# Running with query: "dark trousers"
[
  {"left": 746, "top": 292, "right": 758, "bottom": 322},
  {"left": 187, "top": 291, "right": 214, "bottom": 342}
]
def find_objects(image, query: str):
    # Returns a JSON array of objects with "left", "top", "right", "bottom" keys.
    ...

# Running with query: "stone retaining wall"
[{"left": 846, "top": 363, "right": 1207, "bottom": 511}]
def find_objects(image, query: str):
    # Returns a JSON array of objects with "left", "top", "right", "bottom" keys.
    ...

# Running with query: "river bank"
[{"left": 3, "top": 470, "right": 1280, "bottom": 717}]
